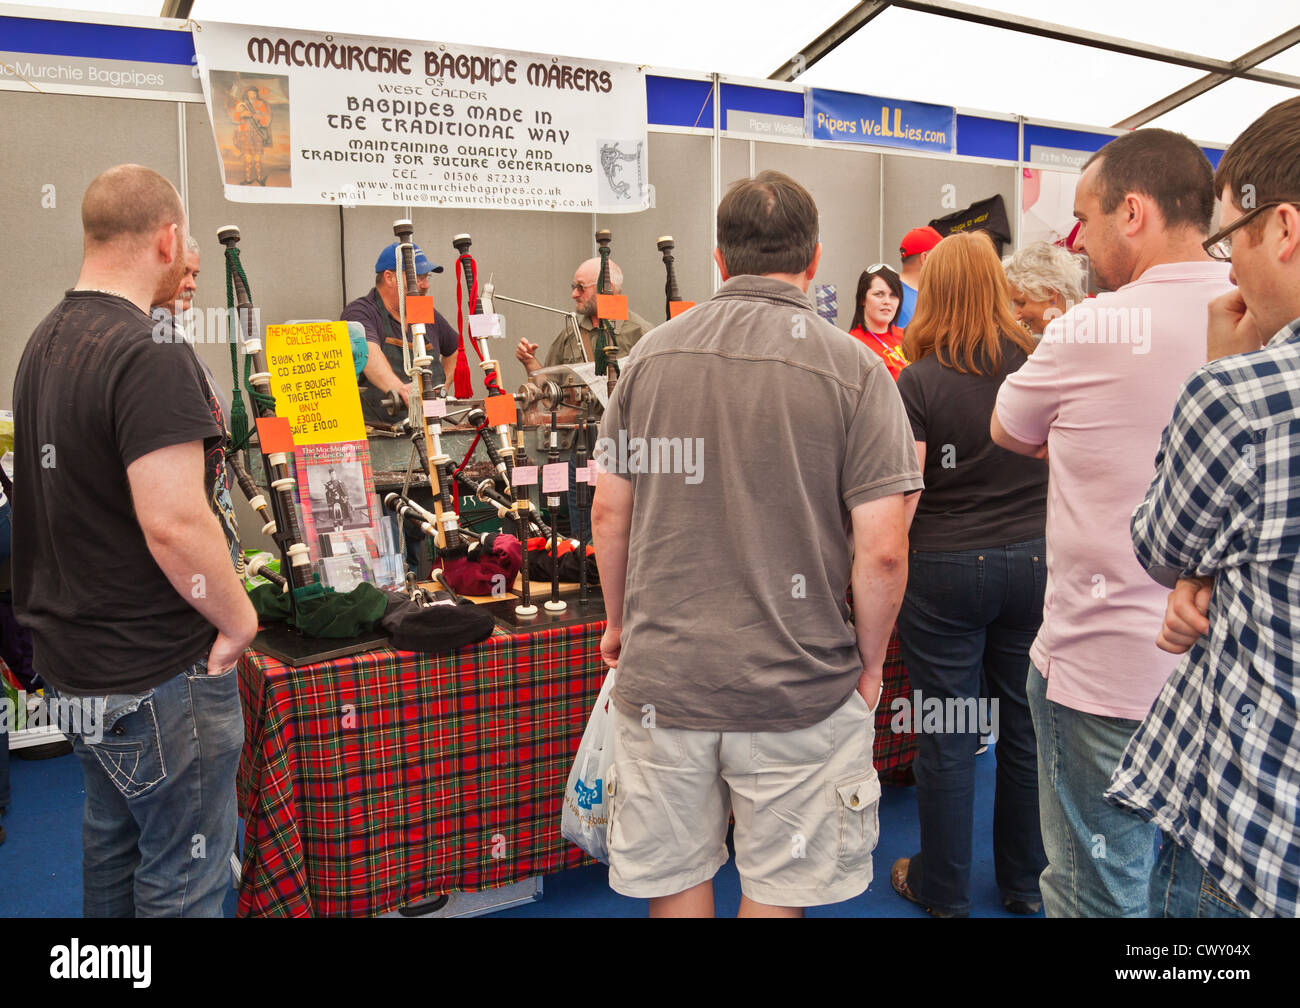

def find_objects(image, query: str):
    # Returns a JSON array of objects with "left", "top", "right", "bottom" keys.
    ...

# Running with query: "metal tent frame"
[{"left": 769, "top": 0, "right": 1300, "bottom": 129}]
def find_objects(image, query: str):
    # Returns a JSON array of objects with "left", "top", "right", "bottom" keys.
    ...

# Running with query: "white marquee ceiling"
[{"left": 9, "top": 0, "right": 1299, "bottom": 146}]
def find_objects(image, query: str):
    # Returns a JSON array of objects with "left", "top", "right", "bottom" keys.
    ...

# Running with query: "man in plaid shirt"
[{"left": 1107, "top": 96, "right": 1300, "bottom": 917}]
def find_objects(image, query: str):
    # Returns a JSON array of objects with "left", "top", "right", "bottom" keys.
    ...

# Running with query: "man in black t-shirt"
[
  {"left": 12, "top": 164, "right": 258, "bottom": 917},
  {"left": 341, "top": 241, "right": 459, "bottom": 425}
]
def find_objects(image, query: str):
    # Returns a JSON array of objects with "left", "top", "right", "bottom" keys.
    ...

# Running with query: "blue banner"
[{"left": 807, "top": 88, "right": 955, "bottom": 153}]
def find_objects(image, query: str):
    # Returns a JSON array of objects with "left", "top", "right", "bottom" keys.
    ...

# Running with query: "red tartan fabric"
[
  {"left": 235, "top": 619, "right": 915, "bottom": 916},
  {"left": 235, "top": 621, "right": 607, "bottom": 917},
  {"left": 874, "top": 627, "right": 918, "bottom": 782}
]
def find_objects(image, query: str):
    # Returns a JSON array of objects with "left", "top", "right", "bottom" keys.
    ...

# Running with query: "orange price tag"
[
  {"left": 596, "top": 293, "right": 628, "bottom": 322},
  {"left": 669, "top": 300, "right": 696, "bottom": 318},
  {"left": 485, "top": 393, "right": 516, "bottom": 427},
  {"left": 405, "top": 296, "right": 435, "bottom": 324},
  {"left": 256, "top": 416, "right": 295, "bottom": 454}
]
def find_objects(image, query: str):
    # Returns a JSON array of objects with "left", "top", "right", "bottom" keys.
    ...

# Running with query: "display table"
[
  {"left": 235, "top": 606, "right": 913, "bottom": 916},
  {"left": 235, "top": 618, "right": 607, "bottom": 917}
]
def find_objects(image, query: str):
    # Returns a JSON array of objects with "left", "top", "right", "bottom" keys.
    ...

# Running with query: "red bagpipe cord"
[
  {"left": 448, "top": 426, "right": 487, "bottom": 517},
  {"left": 458, "top": 256, "right": 505, "bottom": 398},
  {"left": 453, "top": 254, "right": 477, "bottom": 399}
]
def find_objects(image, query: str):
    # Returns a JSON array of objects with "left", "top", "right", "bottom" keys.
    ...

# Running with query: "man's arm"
[
  {"left": 128, "top": 441, "right": 258, "bottom": 671},
  {"left": 343, "top": 304, "right": 412, "bottom": 404},
  {"left": 904, "top": 442, "right": 925, "bottom": 530},
  {"left": 990, "top": 411, "right": 1049, "bottom": 459},
  {"left": 362, "top": 349, "right": 411, "bottom": 404},
  {"left": 1131, "top": 369, "right": 1257, "bottom": 588},
  {"left": 441, "top": 352, "right": 460, "bottom": 394},
  {"left": 590, "top": 473, "right": 633, "bottom": 670},
  {"left": 850, "top": 493, "right": 909, "bottom": 710},
  {"left": 991, "top": 332, "right": 1060, "bottom": 458}
]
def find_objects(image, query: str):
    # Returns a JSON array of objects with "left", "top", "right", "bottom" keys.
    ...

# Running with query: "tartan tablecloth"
[
  {"left": 235, "top": 616, "right": 915, "bottom": 916},
  {"left": 235, "top": 619, "right": 607, "bottom": 917}
]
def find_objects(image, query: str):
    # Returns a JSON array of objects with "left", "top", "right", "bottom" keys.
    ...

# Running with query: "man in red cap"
[{"left": 897, "top": 225, "right": 944, "bottom": 327}]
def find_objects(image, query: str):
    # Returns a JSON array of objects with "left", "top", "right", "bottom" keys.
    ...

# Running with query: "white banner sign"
[{"left": 192, "top": 20, "right": 650, "bottom": 212}]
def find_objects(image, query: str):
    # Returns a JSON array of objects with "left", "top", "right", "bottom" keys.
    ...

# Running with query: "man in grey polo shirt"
[{"left": 591, "top": 170, "right": 922, "bottom": 917}]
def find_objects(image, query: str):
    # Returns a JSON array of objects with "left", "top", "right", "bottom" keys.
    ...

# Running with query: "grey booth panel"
[
  {"left": 752, "top": 142, "right": 884, "bottom": 331},
  {"left": 2, "top": 91, "right": 181, "bottom": 411},
  {"left": 599, "top": 132, "right": 714, "bottom": 329},
  {"left": 720, "top": 137, "right": 750, "bottom": 190},
  {"left": 880, "top": 155, "right": 1017, "bottom": 268}
]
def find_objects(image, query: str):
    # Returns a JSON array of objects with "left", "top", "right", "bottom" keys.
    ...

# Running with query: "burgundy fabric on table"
[{"left": 441, "top": 532, "right": 523, "bottom": 595}]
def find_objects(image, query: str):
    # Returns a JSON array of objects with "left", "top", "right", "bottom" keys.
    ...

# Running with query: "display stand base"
[
  {"left": 479, "top": 592, "right": 605, "bottom": 630},
  {"left": 252, "top": 625, "right": 391, "bottom": 667}
]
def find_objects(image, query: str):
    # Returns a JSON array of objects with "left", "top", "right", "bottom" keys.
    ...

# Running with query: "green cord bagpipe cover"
[
  {"left": 224, "top": 245, "right": 252, "bottom": 453},
  {"left": 223, "top": 244, "right": 276, "bottom": 454},
  {"left": 248, "top": 579, "right": 391, "bottom": 638}
]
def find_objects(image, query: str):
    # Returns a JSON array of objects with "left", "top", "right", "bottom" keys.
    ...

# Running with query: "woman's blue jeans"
[{"left": 894, "top": 539, "right": 1048, "bottom": 915}]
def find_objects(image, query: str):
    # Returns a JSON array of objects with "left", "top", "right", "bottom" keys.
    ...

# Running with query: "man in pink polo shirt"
[{"left": 991, "top": 128, "right": 1231, "bottom": 917}]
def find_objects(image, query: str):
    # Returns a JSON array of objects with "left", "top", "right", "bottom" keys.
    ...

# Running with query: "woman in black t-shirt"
[{"left": 890, "top": 232, "right": 1049, "bottom": 918}]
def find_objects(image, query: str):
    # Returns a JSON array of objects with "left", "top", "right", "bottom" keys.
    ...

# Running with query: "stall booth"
[{"left": 0, "top": 7, "right": 1228, "bottom": 917}]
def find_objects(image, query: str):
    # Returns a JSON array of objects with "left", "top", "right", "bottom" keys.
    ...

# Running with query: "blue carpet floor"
[{"left": 0, "top": 743, "right": 1036, "bottom": 918}]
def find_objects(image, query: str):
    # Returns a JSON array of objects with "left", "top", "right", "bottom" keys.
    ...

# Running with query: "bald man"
[
  {"left": 12, "top": 164, "right": 257, "bottom": 917},
  {"left": 153, "top": 236, "right": 232, "bottom": 423},
  {"left": 515, "top": 256, "right": 652, "bottom": 378}
]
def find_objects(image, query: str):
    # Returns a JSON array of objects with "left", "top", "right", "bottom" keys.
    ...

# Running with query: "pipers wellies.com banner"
[
  {"left": 192, "top": 20, "right": 650, "bottom": 212},
  {"left": 806, "top": 87, "right": 956, "bottom": 154}
]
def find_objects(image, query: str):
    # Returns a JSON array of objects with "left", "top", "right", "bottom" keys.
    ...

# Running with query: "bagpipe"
[
  {"left": 388, "top": 218, "right": 466, "bottom": 565},
  {"left": 448, "top": 232, "right": 538, "bottom": 616},
  {"left": 218, "top": 224, "right": 310, "bottom": 594},
  {"left": 657, "top": 235, "right": 682, "bottom": 321},
  {"left": 593, "top": 228, "right": 620, "bottom": 381}
]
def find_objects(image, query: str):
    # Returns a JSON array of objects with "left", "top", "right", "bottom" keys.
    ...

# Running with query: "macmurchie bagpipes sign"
[{"left": 192, "top": 21, "right": 650, "bottom": 211}]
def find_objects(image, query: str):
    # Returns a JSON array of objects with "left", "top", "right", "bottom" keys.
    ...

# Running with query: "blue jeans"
[
  {"left": 894, "top": 540, "right": 1047, "bottom": 916},
  {"left": 1149, "top": 832, "right": 1249, "bottom": 918},
  {"left": 1026, "top": 661, "right": 1156, "bottom": 917},
  {"left": 53, "top": 659, "right": 244, "bottom": 917}
]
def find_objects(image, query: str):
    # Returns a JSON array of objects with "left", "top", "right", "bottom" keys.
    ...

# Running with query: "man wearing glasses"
[
  {"left": 991, "top": 128, "right": 1231, "bottom": 917},
  {"left": 514, "top": 257, "right": 651, "bottom": 378},
  {"left": 1106, "top": 97, "right": 1300, "bottom": 918}
]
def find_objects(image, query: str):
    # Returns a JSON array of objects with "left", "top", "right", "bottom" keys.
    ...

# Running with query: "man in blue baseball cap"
[{"left": 341, "top": 240, "right": 459, "bottom": 424}]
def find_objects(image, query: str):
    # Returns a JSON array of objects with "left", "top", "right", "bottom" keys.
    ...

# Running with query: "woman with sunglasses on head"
[
  {"left": 849, "top": 264, "right": 909, "bottom": 380},
  {"left": 890, "top": 231, "right": 1049, "bottom": 918}
]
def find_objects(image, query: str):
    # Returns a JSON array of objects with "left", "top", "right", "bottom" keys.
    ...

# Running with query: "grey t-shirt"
[{"left": 599, "top": 275, "right": 923, "bottom": 732}]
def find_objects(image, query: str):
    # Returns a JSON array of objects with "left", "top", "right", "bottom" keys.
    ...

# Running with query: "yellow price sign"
[{"left": 264, "top": 321, "right": 366, "bottom": 446}]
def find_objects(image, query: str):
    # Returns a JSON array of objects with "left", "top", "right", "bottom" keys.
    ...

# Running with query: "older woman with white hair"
[{"left": 1002, "top": 242, "right": 1087, "bottom": 337}]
